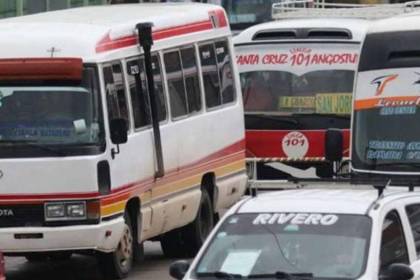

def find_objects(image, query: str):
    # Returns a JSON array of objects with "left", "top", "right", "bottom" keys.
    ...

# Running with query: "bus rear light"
[{"left": 0, "top": 58, "right": 83, "bottom": 81}]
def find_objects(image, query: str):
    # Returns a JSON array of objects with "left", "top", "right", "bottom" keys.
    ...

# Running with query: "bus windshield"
[
  {"left": 222, "top": 0, "right": 279, "bottom": 28},
  {"left": 0, "top": 68, "right": 103, "bottom": 147},
  {"left": 242, "top": 70, "right": 354, "bottom": 114},
  {"left": 235, "top": 44, "right": 359, "bottom": 116},
  {"left": 352, "top": 68, "right": 420, "bottom": 173}
]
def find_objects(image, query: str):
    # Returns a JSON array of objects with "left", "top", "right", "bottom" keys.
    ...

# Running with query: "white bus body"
[
  {"left": 0, "top": 3, "right": 247, "bottom": 277},
  {"left": 352, "top": 12, "right": 420, "bottom": 184},
  {"left": 233, "top": 18, "right": 368, "bottom": 180}
]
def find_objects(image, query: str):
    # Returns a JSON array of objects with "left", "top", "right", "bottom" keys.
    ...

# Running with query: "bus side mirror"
[
  {"left": 325, "top": 128, "right": 343, "bottom": 162},
  {"left": 383, "top": 263, "right": 414, "bottom": 280},
  {"left": 110, "top": 118, "right": 128, "bottom": 145},
  {"left": 169, "top": 260, "right": 190, "bottom": 280}
]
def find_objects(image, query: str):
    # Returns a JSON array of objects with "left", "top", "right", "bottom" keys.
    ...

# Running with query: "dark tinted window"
[
  {"left": 181, "top": 47, "right": 201, "bottom": 114},
  {"left": 406, "top": 204, "right": 420, "bottom": 259},
  {"left": 199, "top": 43, "right": 221, "bottom": 108},
  {"left": 215, "top": 40, "right": 235, "bottom": 104},
  {"left": 380, "top": 210, "right": 409, "bottom": 273},
  {"left": 103, "top": 63, "right": 129, "bottom": 130},
  {"left": 164, "top": 51, "right": 188, "bottom": 118},
  {"left": 127, "top": 58, "right": 151, "bottom": 129},
  {"left": 151, "top": 55, "right": 167, "bottom": 122}
]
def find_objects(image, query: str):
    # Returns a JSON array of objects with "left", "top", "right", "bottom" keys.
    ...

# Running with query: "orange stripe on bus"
[{"left": 354, "top": 96, "right": 420, "bottom": 111}]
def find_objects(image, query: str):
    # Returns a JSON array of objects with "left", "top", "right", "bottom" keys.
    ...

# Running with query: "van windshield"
[
  {"left": 242, "top": 70, "right": 354, "bottom": 114},
  {"left": 0, "top": 68, "right": 103, "bottom": 148},
  {"left": 195, "top": 213, "right": 371, "bottom": 279}
]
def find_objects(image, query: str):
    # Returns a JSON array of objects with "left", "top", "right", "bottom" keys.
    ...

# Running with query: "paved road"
[{"left": 5, "top": 241, "right": 177, "bottom": 280}]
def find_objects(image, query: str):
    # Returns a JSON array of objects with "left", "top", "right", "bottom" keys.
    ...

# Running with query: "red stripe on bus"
[
  {"left": 95, "top": 10, "right": 228, "bottom": 54},
  {"left": 246, "top": 130, "right": 350, "bottom": 158},
  {"left": 0, "top": 139, "right": 245, "bottom": 202}
]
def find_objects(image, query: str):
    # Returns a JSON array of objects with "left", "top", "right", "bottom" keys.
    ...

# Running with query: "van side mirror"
[
  {"left": 325, "top": 128, "right": 343, "bottom": 162},
  {"left": 110, "top": 118, "right": 128, "bottom": 145},
  {"left": 169, "top": 260, "right": 190, "bottom": 280},
  {"left": 382, "top": 263, "right": 414, "bottom": 280}
]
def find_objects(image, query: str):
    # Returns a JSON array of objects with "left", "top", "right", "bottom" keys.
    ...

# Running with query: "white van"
[{"left": 0, "top": 3, "right": 247, "bottom": 278}]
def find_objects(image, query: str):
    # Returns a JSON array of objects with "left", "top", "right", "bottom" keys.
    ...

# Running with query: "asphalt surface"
[{"left": 5, "top": 241, "right": 177, "bottom": 280}]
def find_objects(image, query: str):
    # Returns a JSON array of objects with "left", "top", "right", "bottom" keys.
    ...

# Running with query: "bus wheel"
[
  {"left": 99, "top": 213, "right": 134, "bottom": 279},
  {"left": 161, "top": 189, "right": 214, "bottom": 258}
]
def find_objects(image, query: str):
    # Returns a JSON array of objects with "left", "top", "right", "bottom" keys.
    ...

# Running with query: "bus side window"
[
  {"left": 103, "top": 63, "right": 129, "bottom": 130},
  {"left": 181, "top": 47, "right": 201, "bottom": 114},
  {"left": 126, "top": 57, "right": 151, "bottom": 129},
  {"left": 164, "top": 50, "right": 188, "bottom": 118},
  {"left": 215, "top": 40, "right": 235, "bottom": 104},
  {"left": 199, "top": 43, "right": 222, "bottom": 109},
  {"left": 151, "top": 55, "right": 167, "bottom": 122}
]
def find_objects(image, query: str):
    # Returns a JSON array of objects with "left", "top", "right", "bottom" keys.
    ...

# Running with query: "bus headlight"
[
  {"left": 45, "top": 203, "right": 65, "bottom": 220},
  {"left": 45, "top": 201, "right": 86, "bottom": 221},
  {"left": 66, "top": 203, "right": 86, "bottom": 219}
]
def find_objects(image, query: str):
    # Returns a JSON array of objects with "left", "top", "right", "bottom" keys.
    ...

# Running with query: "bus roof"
[
  {"left": 233, "top": 18, "right": 369, "bottom": 45},
  {"left": 0, "top": 3, "right": 229, "bottom": 62},
  {"left": 366, "top": 11, "right": 420, "bottom": 35}
]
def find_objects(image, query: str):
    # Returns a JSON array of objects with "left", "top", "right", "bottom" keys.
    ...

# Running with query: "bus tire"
[
  {"left": 99, "top": 213, "right": 134, "bottom": 279},
  {"left": 161, "top": 189, "right": 214, "bottom": 258}
]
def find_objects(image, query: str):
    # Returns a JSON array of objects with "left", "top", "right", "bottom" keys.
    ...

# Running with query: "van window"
[
  {"left": 380, "top": 210, "right": 409, "bottom": 274},
  {"left": 164, "top": 51, "right": 188, "bottom": 118},
  {"left": 181, "top": 47, "right": 201, "bottom": 114},
  {"left": 215, "top": 40, "right": 235, "bottom": 104},
  {"left": 199, "top": 43, "right": 222, "bottom": 108},
  {"left": 127, "top": 58, "right": 151, "bottom": 129},
  {"left": 406, "top": 204, "right": 420, "bottom": 258},
  {"left": 103, "top": 63, "right": 129, "bottom": 130}
]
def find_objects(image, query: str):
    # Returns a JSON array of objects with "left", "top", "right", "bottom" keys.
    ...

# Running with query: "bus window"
[
  {"left": 126, "top": 57, "right": 151, "bottom": 129},
  {"left": 215, "top": 40, "right": 235, "bottom": 104},
  {"left": 181, "top": 47, "right": 201, "bottom": 114},
  {"left": 151, "top": 54, "right": 167, "bottom": 122},
  {"left": 199, "top": 43, "right": 221, "bottom": 108},
  {"left": 164, "top": 50, "right": 188, "bottom": 118},
  {"left": 103, "top": 63, "right": 129, "bottom": 129}
]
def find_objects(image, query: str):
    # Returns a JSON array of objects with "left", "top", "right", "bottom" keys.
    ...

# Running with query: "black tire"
[
  {"left": 161, "top": 189, "right": 214, "bottom": 258},
  {"left": 99, "top": 213, "right": 134, "bottom": 279},
  {"left": 25, "top": 252, "right": 72, "bottom": 262}
]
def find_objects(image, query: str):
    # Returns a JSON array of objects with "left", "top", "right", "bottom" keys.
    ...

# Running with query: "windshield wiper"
[
  {"left": 249, "top": 271, "right": 313, "bottom": 279},
  {"left": 196, "top": 271, "right": 243, "bottom": 279},
  {"left": 246, "top": 114, "right": 300, "bottom": 126},
  {"left": 0, "top": 140, "right": 67, "bottom": 156},
  {"left": 292, "top": 113, "right": 350, "bottom": 120}
]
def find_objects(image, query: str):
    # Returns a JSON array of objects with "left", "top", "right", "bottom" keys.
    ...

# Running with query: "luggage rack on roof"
[{"left": 272, "top": 0, "right": 420, "bottom": 20}]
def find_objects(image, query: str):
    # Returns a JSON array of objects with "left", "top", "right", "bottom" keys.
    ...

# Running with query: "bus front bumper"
[{"left": 0, "top": 217, "right": 125, "bottom": 253}]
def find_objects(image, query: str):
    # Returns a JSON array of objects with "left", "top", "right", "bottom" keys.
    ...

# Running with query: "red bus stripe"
[
  {"left": 0, "top": 139, "right": 245, "bottom": 202},
  {"left": 95, "top": 9, "right": 228, "bottom": 53}
]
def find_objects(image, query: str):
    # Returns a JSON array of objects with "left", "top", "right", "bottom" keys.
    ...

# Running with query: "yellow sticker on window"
[
  {"left": 315, "top": 93, "right": 352, "bottom": 114},
  {"left": 278, "top": 96, "right": 315, "bottom": 109}
]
